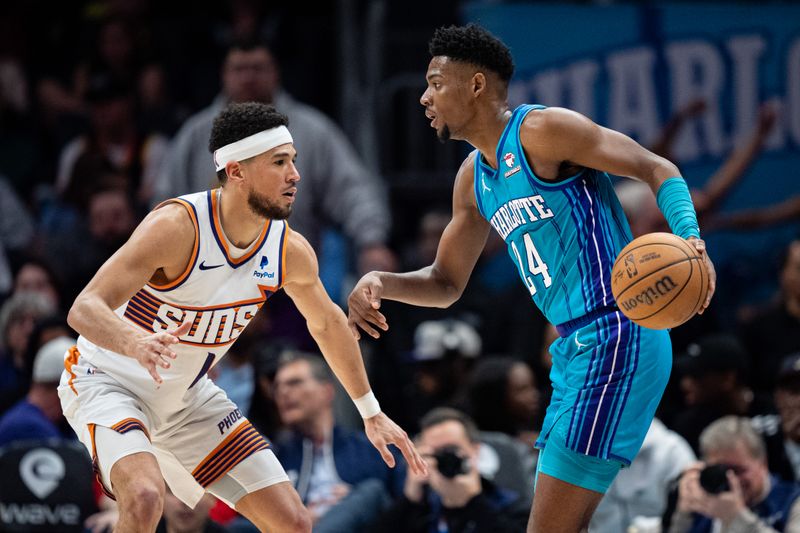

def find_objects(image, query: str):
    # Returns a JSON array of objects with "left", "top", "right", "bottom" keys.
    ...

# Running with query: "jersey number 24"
[{"left": 511, "top": 232, "right": 551, "bottom": 295}]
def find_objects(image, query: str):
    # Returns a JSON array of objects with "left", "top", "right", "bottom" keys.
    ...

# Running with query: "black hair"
[
  {"left": 228, "top": 37, "right": 271, "bottom": 56},
  {"left": 466, "top": 356, "right": 523, "bottom": 434},
  {"left": 419, "top": 407, "right": 480, "bottom": 443},
  {"left": 208, "top": 102, "right": 289, "bottom": 183},
  {"left": 428, "top": 23, "right": 514, "bottom": 84}
]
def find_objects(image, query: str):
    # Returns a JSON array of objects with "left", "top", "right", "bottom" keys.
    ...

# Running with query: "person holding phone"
[{"left": 667, "top": 416, "right": 800, "bottom": 532}]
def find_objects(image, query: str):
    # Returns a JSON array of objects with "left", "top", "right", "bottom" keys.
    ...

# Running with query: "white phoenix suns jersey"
[{"left": 75, "top": 189, "right": 287, "bottom": 414}]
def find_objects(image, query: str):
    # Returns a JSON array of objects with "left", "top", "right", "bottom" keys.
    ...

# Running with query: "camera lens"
[{"left": 433, "top": 446, "right": 467, "bottom": 479}]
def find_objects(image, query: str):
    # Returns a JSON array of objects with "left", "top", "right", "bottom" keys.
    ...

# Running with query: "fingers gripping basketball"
[{"left": 611, "top": 233, "right": 709, "bottom": 329}]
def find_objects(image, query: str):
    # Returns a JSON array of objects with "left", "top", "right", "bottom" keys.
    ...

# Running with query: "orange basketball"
[{"left": 611, "top": 232, "right": 708, "bottom": 329}]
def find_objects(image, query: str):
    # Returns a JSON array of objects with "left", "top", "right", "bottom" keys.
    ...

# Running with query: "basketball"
[{"left": 611, "top": 232, "right": 708, "bottom": 329}]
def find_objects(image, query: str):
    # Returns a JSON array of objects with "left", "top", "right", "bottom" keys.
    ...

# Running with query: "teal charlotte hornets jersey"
[{"left": 473, "top": 104, "right": 633, "bottom": 326}]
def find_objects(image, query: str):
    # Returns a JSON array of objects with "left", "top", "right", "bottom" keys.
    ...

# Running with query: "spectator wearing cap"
[
  {"left": 0, "top": 336, "right": 76, "bottom": 446},
  {"left": 741, "top": 239, "right": 800, "bottom": 395},
  {"left": 401, "top": 319, "right": 482, "bottom": 435},
  {"left": 672, "top": 333, "right": 777, "bottom": 454}
]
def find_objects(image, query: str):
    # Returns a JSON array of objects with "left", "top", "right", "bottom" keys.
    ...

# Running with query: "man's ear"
[
  {"left": 472, "top": 72, "right": 486, "bottom": 97},
  {"left": 225, "top": 161, "right": 244, "bottom": 184}
]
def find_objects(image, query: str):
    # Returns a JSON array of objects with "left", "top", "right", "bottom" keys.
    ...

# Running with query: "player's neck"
[
  {"left": 217, "top": 187, "right": 265, "bottom": 249},
  {"left": 467, "top": 107, "right": 512, "bottom": 168}
]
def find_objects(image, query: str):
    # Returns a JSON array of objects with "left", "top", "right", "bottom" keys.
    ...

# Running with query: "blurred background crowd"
[{"left": 0, "top": 0, "right": 798, "bottom": 532}]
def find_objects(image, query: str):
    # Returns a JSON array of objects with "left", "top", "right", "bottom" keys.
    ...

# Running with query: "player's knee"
[{"left": 123, "top": 478, "right": 165, "bottom": 523}]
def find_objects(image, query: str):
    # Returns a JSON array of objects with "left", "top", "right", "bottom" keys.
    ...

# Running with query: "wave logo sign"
[{"left": 19, "top": 448, "right": 65, "bottom": 499}]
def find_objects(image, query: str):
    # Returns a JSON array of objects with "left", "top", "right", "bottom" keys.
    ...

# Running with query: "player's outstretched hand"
[
  {"left": 131, "top": 321, "right": 191, "bottom": 384},
  {"left": 347, "top": 272, "right": 389, "bottom": 339},
  {"left": 687, "top": 237, "right": 716, "bottom": 314},
  {"left": 364, "top": 412, "right": 428, "bottom": 476}
]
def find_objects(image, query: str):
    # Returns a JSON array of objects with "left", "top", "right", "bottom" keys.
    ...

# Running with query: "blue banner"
[{"left": 465, "top": 2, "right": 800, "bottom": 312}]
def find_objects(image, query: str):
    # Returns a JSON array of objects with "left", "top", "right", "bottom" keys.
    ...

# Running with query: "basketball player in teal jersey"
[{"left": 348, "top": 24, "right": 716, "bottom": 532}]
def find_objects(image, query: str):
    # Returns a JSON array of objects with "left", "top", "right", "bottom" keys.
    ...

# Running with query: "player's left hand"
[
  {"left": 364, "top": 412, "right": 428, "bottom": 476},
  {"left": 687, "top": 237, "right": 716, "bottom": 314}
]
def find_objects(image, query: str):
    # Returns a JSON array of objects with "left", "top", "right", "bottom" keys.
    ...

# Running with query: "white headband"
[{"left": 213, "top": 126, "right": 293, "bottom": 171}]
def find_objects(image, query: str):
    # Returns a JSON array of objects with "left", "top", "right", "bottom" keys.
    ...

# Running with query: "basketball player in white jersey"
[{"left": 58, "top": 102, "right": 426, "bottom": 533}]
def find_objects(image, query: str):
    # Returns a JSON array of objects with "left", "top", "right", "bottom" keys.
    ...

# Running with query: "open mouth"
[{"left": 425, "top": 110, "right": 437, "bottom": 127}]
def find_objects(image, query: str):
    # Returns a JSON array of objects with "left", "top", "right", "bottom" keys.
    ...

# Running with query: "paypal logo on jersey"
[{"left": 253, "top": 255, "right": 275, "bottom": 279}]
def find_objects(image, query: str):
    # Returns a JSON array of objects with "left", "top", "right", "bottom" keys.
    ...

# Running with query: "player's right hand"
[
  {"left": 131, "top": 321, "right": 191, "bottom": 384},
  {"left": 347, "top": 272, "right": 388, "bottom": 339}
]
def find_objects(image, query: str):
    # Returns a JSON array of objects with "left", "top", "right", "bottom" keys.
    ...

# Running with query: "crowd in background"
[{"left": 1, "top": 1, "right": 799, "bottom": 532}]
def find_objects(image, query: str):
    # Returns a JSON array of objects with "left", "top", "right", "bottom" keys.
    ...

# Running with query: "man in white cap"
[{"left": 0, "top": 336, "right": 76, "bottom": 447}]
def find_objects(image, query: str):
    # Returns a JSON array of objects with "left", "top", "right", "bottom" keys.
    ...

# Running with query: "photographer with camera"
[
  {"left": 373, "top": 407, "right": 530, "bottom": 532},
  {"left": 667, "top": 416, "right": 800, "bottom": 532}
]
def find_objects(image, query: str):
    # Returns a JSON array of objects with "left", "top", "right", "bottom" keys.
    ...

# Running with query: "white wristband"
[{"left": 353, "top": 390, "right": 381, "bottom": 419}]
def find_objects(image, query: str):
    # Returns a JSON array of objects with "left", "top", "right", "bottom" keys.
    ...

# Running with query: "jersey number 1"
[{"left": 511, "top": 233, "right": 551, "bottom": 296}]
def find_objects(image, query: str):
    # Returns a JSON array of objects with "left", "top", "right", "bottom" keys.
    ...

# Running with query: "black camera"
[
  {"left": 433, "top": 446, "right": 469, "bottom": 479},
  {"left": 699, "top": 463, "right": 733, "bottom": 494}
]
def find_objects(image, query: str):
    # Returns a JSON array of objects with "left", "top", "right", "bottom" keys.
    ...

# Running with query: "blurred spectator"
[
  {"left": 666, "top": 416, "right": 800, "bottom": 532},
  {"left": 618, "top": 101, "right": 778, "bottom": 239},
  {"left": 649, "top": 98, "right": 708, "bottom": 163},
  {"left": 271, "top": 352, "right": 404, "bottom": 532},
  {"left": 1, "top": 313, "right": 74, "bottom": 415},
  {"left": 12, "top": 258, "right": 62, "bottom": 310},
  {"left": 210, "top": 329, "right": 261, "bottom": 417},
  {"left": 740, "top": 239, "right": 800, "bottom": 394},
  {"left": 154, "top": 39, "right": 395, "bottom": 274},
  {"left": 156, "top": 491, "right": 226, "bottom": 533},
  {"left": 466, "top": 356, "right": 541, "bottom": 450},
  {"left": 591, "top": 418, "right": 696, "bottom": 533},
  {"left": 0, "top": 336, "right": 75, "bottom": 446},
  {"left": 709, "top": 195, "right": 800, "bottom": 233},
  {"left": 671, "top": 333, "right": 776, "bottom": 454},
  {"left": 0, "top": 292, "right": 56, "bottom": 408},
  {"left": 373, "top": 407, "right": 530, "bottom": 533},
  {"left": 246, "top": 339, "right": 291, "bottom": 439},
  {"left": 44, "top": 182, "right": 139, "bottom": 302},
  {"left": 37, "top": 16, "right": 150, "bottom": 132},
  {"left": 403, "top": 319, "right": 482, "bottom": 434},
  {"left": 0, "top": 59, "right": 40, "bottom": 197},
  {"left": 755, "top": 354, "right": 800, "bottom": 483},
  {"left": 56, "top": 73, "right": 168, "bottom": 206},
  {"left": 400, "top": 208, "right": 450, "bottom": 271},
  {"left": 0, "top": 177, "right": 35, "bottom": 298}
]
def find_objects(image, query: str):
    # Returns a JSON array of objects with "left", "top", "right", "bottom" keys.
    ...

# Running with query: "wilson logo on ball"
[{"left": 619, "top": 275, "right": 678, "bottom": 311}]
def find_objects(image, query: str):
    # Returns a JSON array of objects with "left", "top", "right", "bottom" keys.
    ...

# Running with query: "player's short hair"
[
  {"left": 208, "top": 102, "right": 289, "bottom": 184},
  {"left": 419, "top": 407, "right": 480, "bottom": 443},
  {"left": 428, "top": 24, "right": 515, "bottom": 84}
]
